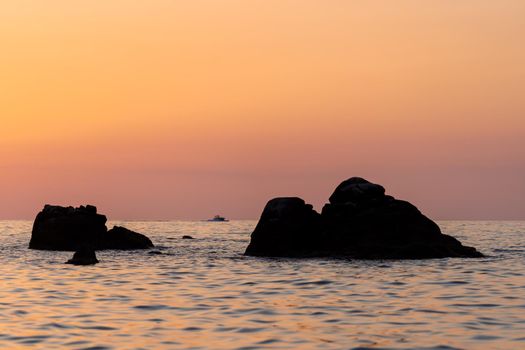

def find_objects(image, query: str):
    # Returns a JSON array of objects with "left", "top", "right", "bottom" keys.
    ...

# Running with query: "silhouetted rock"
[
  {"left": 322, "top": 178, "right": 482, "bottom": 258},
  {"left": 244, "top": 197, "right": 322, "bottom": 257},
  {"left": 245, "top": 178, "right": 483, "bottom": 259},
  {"left": 329, "top": 177, "right": 385, "bottom": 205},
  {"left": 182, "top": 235, "right": 194, "bottom": 239},
  {"left": 29, "top": 205, "right": 154, "bottom": 251},
  {"left": 66, "top": 247, "right": 99, "bottom": 265},
  {"left": 29, "top": 205, "right": 107, "bottom": 250},
  {"left": 103, "top": 226, "right": 154, "bottom": 250}
]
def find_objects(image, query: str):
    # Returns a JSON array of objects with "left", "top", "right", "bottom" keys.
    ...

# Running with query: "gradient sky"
[{"left": 1, "top": 1, "right": 524, "bottom": 220}]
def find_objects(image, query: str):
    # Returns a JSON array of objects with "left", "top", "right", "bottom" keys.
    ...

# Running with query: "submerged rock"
[
  {"left": 29, "top": 205, "right": 154, "bottom": 251},
  {"left": 245, "top": 177, "right": 483, "bottom": 259},
  {"left": 66, "top": 247, "right": 99, "bottom": 265}
]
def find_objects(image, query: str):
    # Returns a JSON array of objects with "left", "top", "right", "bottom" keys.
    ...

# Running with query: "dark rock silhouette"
[
  {"left": 182, "top": 235, "right": 194, "bottom": 239},
  {"left": 29, "top": 205, "right": 106, "bottom": 250},
  {"left": 103, "top": 226, "right": 153, "bottom": 250},
  {"left": 29, "top": 205, "right": 154, "bottom": 251},
  {"left": 66, "top": 247, "right": 99, "bottom": 265},
  {"left": 244, "top": 197, "right": 322, "bottom": 257},
  {"left": 329, "top": 177, "right": 386, "bottom": 205},
  {"left": 245, "top": 177, "right": 483, "bottom": 259}
]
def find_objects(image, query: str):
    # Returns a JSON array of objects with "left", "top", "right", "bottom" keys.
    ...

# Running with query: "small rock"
[
  {"left": 66, "top": 247, "right": 99, "bottom": 265},
  {"left": 103, "top": 226, "right": 154, "bottom": 250},
  {"left": 182, "top": 235, "right": 194, "bottom": 239}
]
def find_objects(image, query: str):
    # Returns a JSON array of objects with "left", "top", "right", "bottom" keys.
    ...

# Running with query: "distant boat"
[{"left": 207, "top": 215, "right": 229, "bottom": 222}]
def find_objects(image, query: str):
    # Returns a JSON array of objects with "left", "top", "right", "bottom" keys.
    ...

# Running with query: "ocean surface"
[{"left": 0, "top": 220, "right": 524, "bottom": 350}]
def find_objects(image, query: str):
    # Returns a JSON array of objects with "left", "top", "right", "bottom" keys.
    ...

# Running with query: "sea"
[{"left": 0, "top": 220, "right": 524, "bottom": 350}]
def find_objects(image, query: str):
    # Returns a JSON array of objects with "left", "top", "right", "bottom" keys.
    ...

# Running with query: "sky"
[{"left": 1, "top": 1, "right": 524, "bottom": 220}]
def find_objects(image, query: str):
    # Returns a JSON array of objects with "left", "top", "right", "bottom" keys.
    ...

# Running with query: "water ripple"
[{"left": 0, "top": 220, "right": 524, "bottom": 350}]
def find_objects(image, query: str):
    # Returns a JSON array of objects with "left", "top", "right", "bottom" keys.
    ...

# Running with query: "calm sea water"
[{"left": 0, "top": 220, "right": 524, "bottom": 350}]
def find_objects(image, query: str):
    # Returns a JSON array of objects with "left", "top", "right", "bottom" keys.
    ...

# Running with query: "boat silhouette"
[{"left": 207, "top": 215, "right": 229, "bottom": 222}]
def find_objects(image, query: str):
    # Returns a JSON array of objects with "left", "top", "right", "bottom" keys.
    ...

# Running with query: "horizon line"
[{"left": 1, "top": 218, "right": 524, "bottom": 222}]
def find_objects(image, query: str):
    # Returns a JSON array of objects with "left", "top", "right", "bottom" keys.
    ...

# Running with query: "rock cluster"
[
  {"left": 29, "top": 205, "right": 153, "bottom": 251},
  {"left": 245, "top": 177, "right": 483, "bottom": 259}
]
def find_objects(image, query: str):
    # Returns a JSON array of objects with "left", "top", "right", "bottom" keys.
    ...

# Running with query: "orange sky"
[{"left": 1, "top": 1, "right": 524, "bottom": 219}]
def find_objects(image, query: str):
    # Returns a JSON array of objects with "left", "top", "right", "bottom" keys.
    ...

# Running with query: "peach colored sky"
[{"left": 1, "top": 1, "right": 524, "bottom": 220}]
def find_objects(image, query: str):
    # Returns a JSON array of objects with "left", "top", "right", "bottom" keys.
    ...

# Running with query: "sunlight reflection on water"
[{"left": 0, "top": 220, "right": 524, "bottom": 349}]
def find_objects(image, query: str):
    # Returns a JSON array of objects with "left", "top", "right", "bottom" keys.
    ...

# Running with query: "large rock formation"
[
  {"left": 29, "top": 205, "right": 154, "bottom": 251},
  {"left": 245, "top": 177, "right": 483, "bottom": 259}
]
